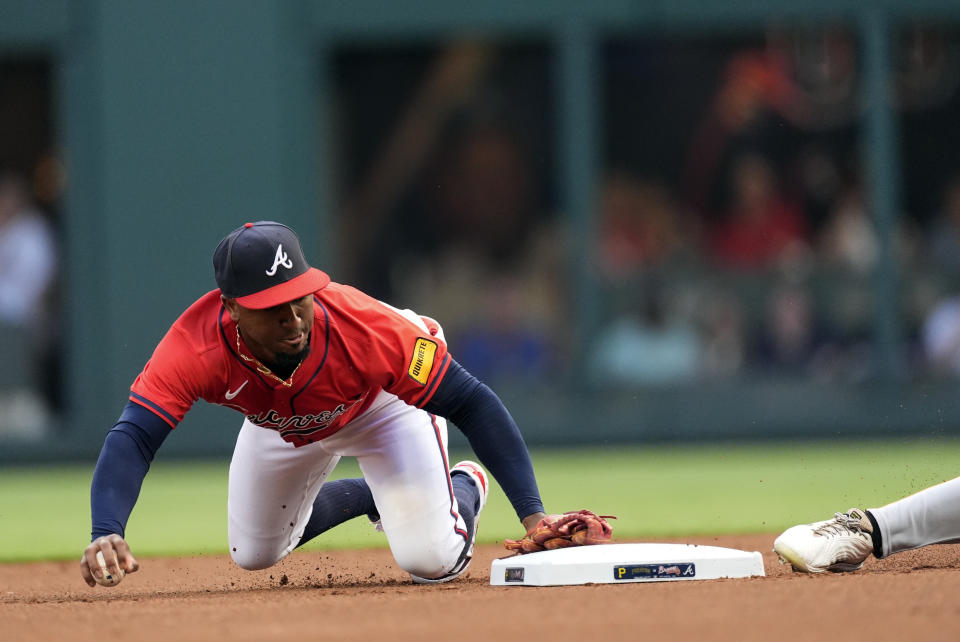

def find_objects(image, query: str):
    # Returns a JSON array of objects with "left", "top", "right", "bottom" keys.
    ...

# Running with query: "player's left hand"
[
  {"left": 505, "top": 510, "right": 616, "bottom": 554},
  {"left": 80, "top": 534, "right": 139, "bottom": 587}
]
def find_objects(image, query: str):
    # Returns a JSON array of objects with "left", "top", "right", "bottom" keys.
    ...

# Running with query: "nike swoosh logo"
[{"left": 225, "top": 380, "right": 248, "bottom": 400}]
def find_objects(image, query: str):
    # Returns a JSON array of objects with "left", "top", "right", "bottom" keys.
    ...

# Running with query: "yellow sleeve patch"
[{"left": 408, "top": 338, "right": 438, "bottom": 385}]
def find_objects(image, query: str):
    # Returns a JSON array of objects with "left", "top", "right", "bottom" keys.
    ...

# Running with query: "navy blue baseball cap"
[{"left": 213, "top": 221, "right": 330, "bottom": 309}]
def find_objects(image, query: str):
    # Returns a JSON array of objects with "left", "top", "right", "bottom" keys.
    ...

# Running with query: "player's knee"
[
  {"left": 393, "top": 544, "right": 460, "bottom": 579},
  {"left": 229, "top": 542, "right": 285, "bottom": 571}
]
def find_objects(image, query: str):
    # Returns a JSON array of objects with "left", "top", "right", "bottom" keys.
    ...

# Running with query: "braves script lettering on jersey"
[{"left": 129, "top": 283, "right": 451, "bottom": 447}]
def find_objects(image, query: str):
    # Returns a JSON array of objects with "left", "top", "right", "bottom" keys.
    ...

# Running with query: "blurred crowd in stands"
[{"left": 336, "top": 29, "right": 960, "bottom": 389}]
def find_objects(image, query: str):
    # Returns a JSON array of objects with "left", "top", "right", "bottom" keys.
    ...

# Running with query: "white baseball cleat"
[
  {"left": 774, "top": 508, "right": 874, "bottom": 573},
  {"left": 411, "top": 460, "right": 489, "bottom": 584}
]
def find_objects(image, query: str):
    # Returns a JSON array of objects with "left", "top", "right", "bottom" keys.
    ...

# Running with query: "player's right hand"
[{"left": 80, "top": 534, "right": 139, "bottom": 587}]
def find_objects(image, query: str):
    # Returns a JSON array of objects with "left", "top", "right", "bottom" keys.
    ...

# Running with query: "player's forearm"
[
  {"left": 457, "top": 395, "right": 545, "bottom": 519},
  {"left": 90, "top": 428, "right": 151, "bottom": 539},
  {"left": 90, "top": 404, "right": 171, "bottom": 540},
  {"left": 424, "top": 359, "right": 545, "bottom": 520}
]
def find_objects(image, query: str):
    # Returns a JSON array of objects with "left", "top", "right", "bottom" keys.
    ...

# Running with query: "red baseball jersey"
[{"left": 129, "top": 283, "right": 452, "bottom": 447}]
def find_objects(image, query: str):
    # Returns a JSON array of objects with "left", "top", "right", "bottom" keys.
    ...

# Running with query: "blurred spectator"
[
  {"left": 422, "top": 123, "right": 541, "bottom": 260},
  {"left": 697, "top": 288, "right": 747, "bottom": 377},
  {"left": 709, "top": 152, "right": 810, "bottom": 270},
  {"left": 373, "top": 120, "right": 547, "bottom": 307},
  {"left": 0, "top": 169, "right": 57, "bottom": 438},
  {"left": 926, "top": 174, "right": 960, "bottom": 277},
  {"left": 588, "top": 280, "right": 700, "bottom": 387},
  {"left": 818, "top": 182, "right": 921, "bottom": 276},
  {"left": 817, "top": 186, "right": 878, "bottom": 275},
  {"left": 749, "top": 281, "right": 823, "bottom": 374},
  {"left": 921, "top": 294, "right": 960, "bottom": 377},
  {"left": 794, "top": 144, "right": 847, "bottom": 234},
  {"left": 0, "top": 170, "right": 56, "bottom": 324},
  {"left": 682, "top": 50, "right": 808, "bottom": 218},
  {"left": 595, "top": 171, "right": 700, "bottom": 281},
  {"left": 386, "top": 121, "right": 565, "bottom": 378},
  {"left": 455, "top": 274, "right": 553, "bottom": 384}
]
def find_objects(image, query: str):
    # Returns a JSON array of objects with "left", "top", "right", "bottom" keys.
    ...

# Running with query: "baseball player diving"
[{"left": 80, "top": 221, "right": 610, "bottom": 588}]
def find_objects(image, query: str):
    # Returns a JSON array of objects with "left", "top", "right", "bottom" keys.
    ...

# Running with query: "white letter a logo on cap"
[{"left": 266, "top": 244, "right": 293, "bottom": 276}]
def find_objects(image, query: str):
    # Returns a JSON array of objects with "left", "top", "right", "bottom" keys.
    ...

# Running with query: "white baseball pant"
[
  {"left": 226, "top": 389, "right": 468, "bottom": 578},
  {"left": 869, "top": 475, "right": 960, "bottom": 557}
]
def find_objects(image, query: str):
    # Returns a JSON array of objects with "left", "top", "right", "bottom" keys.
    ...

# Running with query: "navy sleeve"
[
  {"left": 424, "top": 358, "right": 545, "bottom": 520},
  {"left": 90, "top": 401, "right": 172, "bottom": 540}
]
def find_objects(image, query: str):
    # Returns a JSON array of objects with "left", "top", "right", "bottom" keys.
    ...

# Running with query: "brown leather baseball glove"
[{"left": 504, "top": 510, "right": 616, "bottom": 554}]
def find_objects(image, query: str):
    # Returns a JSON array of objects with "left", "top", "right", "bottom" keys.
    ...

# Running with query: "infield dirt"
[{"left": 3, "top": 534, "right": 960, "bottom": 641}]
